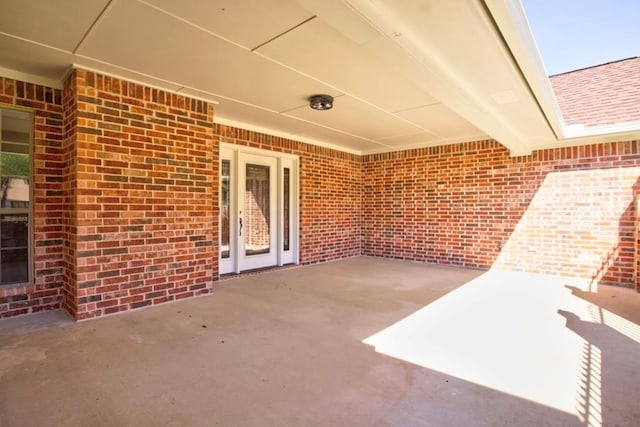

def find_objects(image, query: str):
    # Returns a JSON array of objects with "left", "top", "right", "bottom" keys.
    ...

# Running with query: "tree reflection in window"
[{"left": 1, "top": 153, "right": 30, "bottom": 208}]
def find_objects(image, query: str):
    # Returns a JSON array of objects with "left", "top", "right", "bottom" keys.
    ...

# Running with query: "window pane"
[
  {"left": 1, "top": 214, "right": 29, "bottom": 285},
  {"left": 245, "top": 163, "right": 270, "bottom": 256},
  {"left": 283, "top": 168, "right": 290, "bottom": 252},
  {"left": 1, "top": 153, "right": 30, "bottom": 208},
  {"left": 0, "top": 108, "right": 31, "bottom": 286},
  {"left": 221, "top": 160, "right": 230, "bottom": 259},
  {"left": 1, "top": 214, "right": 28, "bottom": 248},
  {"left": 1, "top": 248, "right": 29, "bottom": 285},
  {"left": 1, "top": 108, "right": 30, "bottom": 144}
]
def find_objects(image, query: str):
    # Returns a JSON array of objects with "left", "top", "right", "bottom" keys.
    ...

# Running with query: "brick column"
[
  {"left": 62, "top": 69, "right": 217, "bottom": 320},
  {"left": 62, "top": 71, "right": 79, "bottom": 316}
]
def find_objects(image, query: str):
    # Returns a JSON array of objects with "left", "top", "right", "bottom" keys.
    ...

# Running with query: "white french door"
[{"left": 219, "top": 144, "right": 298, "bottom": 274}]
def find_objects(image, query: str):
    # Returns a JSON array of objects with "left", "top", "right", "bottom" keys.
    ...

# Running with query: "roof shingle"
[{"left": 549, "top": 57, "right": 640, "bottom": 128}]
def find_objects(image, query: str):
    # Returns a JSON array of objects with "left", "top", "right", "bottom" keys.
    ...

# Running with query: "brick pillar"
[
  {"left": 61, "top": 69, "right": 217, "bottom": 320},
  {"left": 61, "top": 70, "right": 79, "bottom": 316}
]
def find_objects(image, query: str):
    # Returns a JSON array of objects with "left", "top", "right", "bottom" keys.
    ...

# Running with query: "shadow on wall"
[{"left": 493, "top": 168, "right": 640, "bottom": 289}]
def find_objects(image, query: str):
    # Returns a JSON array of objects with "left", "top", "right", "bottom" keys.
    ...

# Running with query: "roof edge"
[{"left": 549, "top": 56, "right": 639, "bottom": 78}]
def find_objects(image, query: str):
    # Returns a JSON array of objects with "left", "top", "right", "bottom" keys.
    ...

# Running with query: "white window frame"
[{"left": 0, "top": 106, "right": 33, "bottom": 287}]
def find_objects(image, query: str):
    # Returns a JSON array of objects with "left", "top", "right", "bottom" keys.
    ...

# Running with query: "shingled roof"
[{"left": 549, "top": 57, "right": 640, "bottom": 128}]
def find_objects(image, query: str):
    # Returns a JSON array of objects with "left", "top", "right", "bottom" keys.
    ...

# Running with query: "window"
[{"left": 0, "top": 107, "right": 31, "bottom": 286}]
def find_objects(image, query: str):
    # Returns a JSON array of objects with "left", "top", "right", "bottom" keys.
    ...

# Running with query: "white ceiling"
[{"left": 0, "top": 0, "right": 633, "bottom": 155}]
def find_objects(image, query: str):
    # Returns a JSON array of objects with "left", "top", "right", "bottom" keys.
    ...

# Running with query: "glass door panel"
[
  {"left": 244, "top": 163, "right": 271, "bottom": 256},
  {"left": 219, "top": 151, "right": 235, "bottom": 275},
  {"left": 280, "top": 157, "right": 296, "bottom": 265},
  {"left": 221, "top": 160, "right": 230, "bottom": 259},
  {"left": 283, "top": 167, "right": 290, "bottom": 252},
  {"left": 238, "top": 153, "right": 277, "bottom": 271}
]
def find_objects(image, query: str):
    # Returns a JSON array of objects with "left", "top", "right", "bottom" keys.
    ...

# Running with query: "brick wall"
[
  {"left": 214, "top": 125, "right": 363, "bottom": 264},
  {"left": 68, "top": 69, "right": 216, "bottom": 319},
  {"left": 363, "top": 140, "right": 640, "bottom": 287},
  {"left": 0, "top": 78, "right": 65, "bottom": 317},
  {"left": 2, "top": 69, "right": 639, "bottom": 320}
]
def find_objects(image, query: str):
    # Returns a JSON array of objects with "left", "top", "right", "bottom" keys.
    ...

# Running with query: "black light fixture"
[{"left": 309, "top": 94, "right": 334, "bottom": 111}]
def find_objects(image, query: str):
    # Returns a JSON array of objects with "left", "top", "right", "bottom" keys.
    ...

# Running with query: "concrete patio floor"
[{"left": 1, "top": 256, "right": 640, "bottom": 426}]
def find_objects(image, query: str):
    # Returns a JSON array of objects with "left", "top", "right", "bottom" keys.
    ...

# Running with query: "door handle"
[{"left": 239, "top": 217, "right": 243, "bottom": 236}]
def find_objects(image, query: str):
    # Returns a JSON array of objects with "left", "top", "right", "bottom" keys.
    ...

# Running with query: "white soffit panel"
[
  {"left": 284, "top": 95, "right": 423, "bottom": 140},
  {"left": 294, "top": 0, "right": 381, "bottom": 45},
  {"left": 397, "top": 104, "right": 487, "bottom": 140},
  {"left": 142, "top": 0, "right": 313, "bottom": 50},
  {"left": 0, "top": 34, "right": 73, "bottom": 82},
  {"left": 374, "top": 132, "right": 441, "bottom": 148},
  {"left": 256, "top": 17, "right": 438, "bottom": 113},
  {"left": 0, "top": 0, "right": 110, "bottom": 51},
  {"left": 74, "top": 57, "right": 184, "bottom": 93},
  {"left": 345, "top": 0, "right": 545, "bottom": 154},
  {"left": 292, "top": 127, "right": 380, "bottom": 153},
  {"left": 76, "top": 0, "right": 339, "bottom": 113},
  {"left": 204, "top": 92, "right": 373, "bottom": 153},
  {"left": 199, "top": 93, "right": 310, "bottom": 135}
]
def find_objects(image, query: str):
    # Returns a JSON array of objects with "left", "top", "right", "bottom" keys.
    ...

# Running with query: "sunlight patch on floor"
[{"left": 362, "top": 269, "right": 637, "bottom": 423}]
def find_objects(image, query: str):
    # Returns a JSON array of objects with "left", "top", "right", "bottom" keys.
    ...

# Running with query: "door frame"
[{"left": 219, "top": 143, "right": 299, "bottom": 274}]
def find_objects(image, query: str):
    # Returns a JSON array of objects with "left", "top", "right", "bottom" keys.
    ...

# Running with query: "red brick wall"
[
  {"left": 2, "top": 69, "right": 639, "bottom": 320},
  {"left": 0, "top": 78, "right": 65, "bottom": 317},
  {"left": 363, "top": 140, "right": 640, "bottom": 287},
  {"left": 68, "top": 69, "right": 216, "bottom": 319},
  {"left": 214, "top": 125, "right": 363, "bottom": 263}
]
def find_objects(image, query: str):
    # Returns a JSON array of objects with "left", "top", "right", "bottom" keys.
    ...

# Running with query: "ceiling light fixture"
[{"left": 309, "top": 94, "right": 334, "bottom": 111}]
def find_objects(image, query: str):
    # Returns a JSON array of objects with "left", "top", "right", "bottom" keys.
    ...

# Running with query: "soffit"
[
  {"left": 141, "top": 0, "right": 313, "bottom": 50},
  {"left": 255, "top": 18, "right": 438, "bottom": 114},
  {"left": 396, "top": 104, "right": 487, "bottom": 141},
  {"left": 0, "top": 0, "right": 110, "bottom": 51},
  {"left": 76, "top": 0, "right": 340, "bottom": 114},
  {"left": 0, "top": 0, "right": 610, "bottom": 155}
]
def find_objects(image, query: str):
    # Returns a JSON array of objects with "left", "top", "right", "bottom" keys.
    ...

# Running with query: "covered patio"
[{"left": 2, "top": 257, "right": 639, "bottom": 426}]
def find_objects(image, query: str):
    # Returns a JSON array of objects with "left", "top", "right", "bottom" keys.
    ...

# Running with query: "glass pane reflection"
[
  {"left": 1, "top": 153, "right": 30, "bottom": 208},
  {"left": 245, "top": 164, "right": 270, "bottom": 256},
  {"left": 283, "top": 168, "right": 290, "bottom": 251},
  {"left": 0, "top": 214, "right": 28, "bottom": 285},
  {"left": 221, "top": 160, "right": 230, "bottom": 259}
]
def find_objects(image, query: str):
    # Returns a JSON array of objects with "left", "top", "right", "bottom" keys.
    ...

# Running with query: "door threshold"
[{"left": 219, "top": 264, "right": 299, "bottom": 281}]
